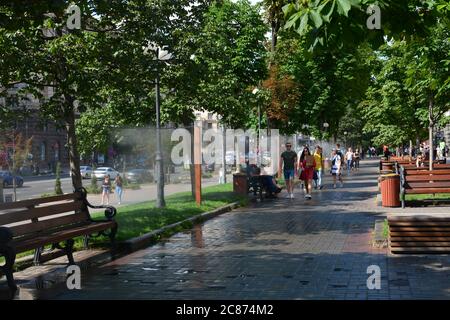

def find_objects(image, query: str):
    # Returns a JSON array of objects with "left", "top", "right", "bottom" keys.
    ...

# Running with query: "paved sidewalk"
[{"left": 5, "top": 160, "right": 450, "bottom": 299}]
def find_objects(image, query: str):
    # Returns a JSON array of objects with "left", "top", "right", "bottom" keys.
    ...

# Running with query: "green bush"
[
  {"left": 90, "top": 164, "right": 100, "bottom": 194},
  {"left": 41, "top": 193, "right": 56, "bottom": 198}
]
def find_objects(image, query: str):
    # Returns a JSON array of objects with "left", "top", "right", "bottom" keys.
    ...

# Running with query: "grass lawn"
[
  {"left": 0, "top": 183, "right": 245, "bottom": 265},
  {"left": 90, "top": 183, "right": 246, "bottom": 242},
  {"left": 405, "top": 193, "right": 450, "bottom": 201}
]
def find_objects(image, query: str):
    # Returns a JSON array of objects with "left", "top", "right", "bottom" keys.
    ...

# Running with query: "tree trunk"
[
  {"left": 409, "top": 140, "right": 413, "bottom": 160},
  {"left": 429, "top": 96, "right": 434, "bottom": 171},
  {"left": 271, "top": 24, "right": 277, "bottom": 54},
  {"left": 65, "top": 105, "right": 83, "bottom": 190}
]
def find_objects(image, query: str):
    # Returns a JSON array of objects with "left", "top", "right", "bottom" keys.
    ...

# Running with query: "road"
[{"left": 5, "top": 174, "right": 233, "bottom": 207}]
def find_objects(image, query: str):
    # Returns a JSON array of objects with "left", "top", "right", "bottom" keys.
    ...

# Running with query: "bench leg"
[
  {"left": 83, "top": 235, "right": 90, "bottom": 250},
  {"left": 64, "top": 239, "right": 75, "bottom": 265},
  {"left": 109, "top": 226, "right": 118, "bottom": 247},
  {"left": 33, "top": 247, "right": 43, "bottom": 266},
  {"left": 0, "top": 246, "right": 17, "bottom": 291}
]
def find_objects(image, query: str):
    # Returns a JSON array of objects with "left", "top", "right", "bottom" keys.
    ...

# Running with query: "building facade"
[{"left": 0, "top": 85, "right": 69, "bottom": 173}]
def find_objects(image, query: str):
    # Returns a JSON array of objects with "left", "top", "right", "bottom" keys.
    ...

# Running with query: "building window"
[
  {"left": 54, "top": 142, "right": 60, "bottom": 161},
  {"left": 40, "top": 142, "right": 46, "bottom": 161}
]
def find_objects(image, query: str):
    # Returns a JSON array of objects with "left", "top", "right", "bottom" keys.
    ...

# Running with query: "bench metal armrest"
[
  {"left": 75, "top": 187, "right": 117, "bottom": 221},
  {"left": 0, "top": 227, "right": 13, "bottom": 246}
]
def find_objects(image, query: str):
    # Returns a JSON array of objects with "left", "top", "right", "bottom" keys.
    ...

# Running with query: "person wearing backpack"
[{"left": 331, "top": 149, "right": 344, "bottom": 188}]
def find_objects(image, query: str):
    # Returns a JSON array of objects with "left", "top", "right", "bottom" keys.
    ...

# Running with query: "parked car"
[
  {"left": 203, "top": 163, "right": 215, "bottom": 172},
  {"left": 69, "top": 166, "right": 93, "bottom": 179},
  {"left": 125, "top": 169, "right": 153, "bottom": 183},
  {"left": 80, "top": 166, "right": 93, "bottom": 179},
  {"left": 0, "top": 171, "right": 24, "bottom": 188},
  {"left": 93, "top": 167, "right": 120, "bottom": 180}
]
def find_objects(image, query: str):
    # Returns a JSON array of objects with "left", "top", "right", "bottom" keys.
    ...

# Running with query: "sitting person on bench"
[
  {"left": 252, "top": 167, "right": 282, "bottom": 198},
  {"left": 416, "top": 153, "right": 425, "bottom": 167}
]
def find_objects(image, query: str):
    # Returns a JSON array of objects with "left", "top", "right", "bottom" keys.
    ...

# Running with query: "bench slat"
[
  {"left": 0, "top": 200, "right": 86, "bottom": 226},
  {"left": 390, "top": 227, "right": 450, "bottom": 232},
  {"left": 9, "top": 212, "right": 90, "bottom": 237},
  {"left": 388, "top": 221, "right": 450, "bottom": 227},
  {"left": 404, "top": 188, "right": 450, "bottom": 194},
  {"left": 390, "top": 231, "right": 450, "bottom": 237},
  {"left": 405, "top": 175, "right": 450, "bottom": 181},
  {"left": 390, "top": 236, "right": 450, "bottom": 241},
  {"left": 13, "top": 221, "right": 117, "bottom": 252},
  {"left": 390, "top": 241, "right": 450, "bottom": 247},
  {"left": 388, "top": 216, "right": 450, "bottom": 222},
  {"left": 390, "top": 247, "right": 450, "bottom": 253},
  {"left": 404, "top": 169, "right": 450, "bottom": 175},
  {"left": 0, "top": 193, "right": 79, "bottom": 211},
  {"left": 406, "top": 181, "right": 450, "bottom": 188}
]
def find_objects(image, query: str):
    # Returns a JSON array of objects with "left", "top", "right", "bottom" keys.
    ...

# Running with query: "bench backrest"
[
  {"left": 401, "top": 170, "right": 450, "bottom": 189},
  {"left": 0, "top": 192, "right": 90, "bottom": 239},
  {"left": 404, "top": 168, "right": 450, "bottom": 175},
  {"left": 400, "top": 163, "right": 450, "bottom": 170}
]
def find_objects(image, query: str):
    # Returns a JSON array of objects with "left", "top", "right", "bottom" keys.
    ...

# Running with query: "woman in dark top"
[{"left": 101, "top": 174, "right": 111, "bottom": 205}]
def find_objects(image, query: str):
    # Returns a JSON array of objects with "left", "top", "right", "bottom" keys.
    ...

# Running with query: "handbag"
[{"left": 299, "top": 169, "right": 306, "bottom": 181}]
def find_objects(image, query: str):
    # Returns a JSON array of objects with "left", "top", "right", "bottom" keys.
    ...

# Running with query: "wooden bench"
[
  {"left": 400, "top": 167, "right": 450, "bottom": 208},
  {"left": 388, "top": 215, "right": 450, "bottom": 254},
  {"left": 248, "top": 175, "right": 264, "bottom": 201},
  {"left": 0, "top": 188, "right": 117, "bottom": 290}
]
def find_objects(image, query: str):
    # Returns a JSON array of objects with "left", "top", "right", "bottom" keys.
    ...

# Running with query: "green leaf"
[
  {"left": 310, "top": 10, "right": 323, "bottom": 28},
  {"left": 297, "top": 13, "right": 309, "bottom": 35},
  {"left": 284, "top": 13, "right": 301, "bottom": 30},
  {"left": 336, "top": 0, "right": 352, "bottom": 17}
]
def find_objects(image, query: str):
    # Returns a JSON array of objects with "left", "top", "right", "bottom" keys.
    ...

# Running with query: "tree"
[
  {"left": 187, "top": 0, "right": 269, "bottom": 128},
  {"left": 404, "top": 21, "right": 450, "bottom": 169},
  {"left": 54, "top": 162, "right": 63, "bottom": 195},
  {"left": 282, "top": 0, "right": 445, "bottom": 50},
  {"left": 268, "top": 32, "right": 374, "bottom": 138},
  {"left": 0, "top": 0, "right": 213, "bottom": 192},
  {"left": 0, "top": 131, "right": 32, "bottom": 201}
]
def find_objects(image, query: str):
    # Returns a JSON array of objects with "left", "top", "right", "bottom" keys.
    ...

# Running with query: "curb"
[
  {"left": 376, "top": 194, "right": 382, "bottom": 207},
  {"left": 121, "top": 201, "right": 242, "bottom": 252},
  {"left": 372, "top": 219, "right": 388, "bottom": 248}
]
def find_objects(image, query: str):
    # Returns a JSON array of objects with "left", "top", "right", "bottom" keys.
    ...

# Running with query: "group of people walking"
[{"left": 279, "top": 143, "right": 359, "bottom": 200}]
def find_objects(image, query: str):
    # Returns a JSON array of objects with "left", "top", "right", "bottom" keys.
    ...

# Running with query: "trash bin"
[
  {"left": 380, "top": 174, "right": 400, "bottom": 207},
  {"left": 233, "top": 173, "right": 248, "bottom": 196},
  {"left": 381, "top": 162, "right": 395, "bottom": 173}
]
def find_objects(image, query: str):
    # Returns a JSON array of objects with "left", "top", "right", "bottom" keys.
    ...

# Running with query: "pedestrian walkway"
[{"left": 6, "top": 160, "right": 450, "bottom": 299}]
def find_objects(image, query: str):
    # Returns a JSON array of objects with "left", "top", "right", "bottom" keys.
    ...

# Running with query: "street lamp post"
[
  {"left": 252, "top": 88, "right": 262, "bottom": 167},
  {"left": 153, "top": 47, "right": 171, "bottom": 208}
]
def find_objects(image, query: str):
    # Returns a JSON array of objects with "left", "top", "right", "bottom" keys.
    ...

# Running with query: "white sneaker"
[
  {"left": 290, "top": 193, "right": 294, "bottom": 199},
  {"left": 333, "top": 184, "right": 337, "bottom": 189},
  {"left": 304, "top": 194, "right": 309, "bottom": 199},
  {"left": 307, "top": 194, "right": 312, "bottom": 199},
  {"left": 285, "top": 194, "right": 291, "bottom": 199}
]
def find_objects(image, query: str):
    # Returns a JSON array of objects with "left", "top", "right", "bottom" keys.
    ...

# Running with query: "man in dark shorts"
[{"left": 279, "top": 142, "right": 297, "bottom": 199}]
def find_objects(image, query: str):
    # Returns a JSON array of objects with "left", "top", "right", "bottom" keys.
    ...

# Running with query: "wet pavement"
[{"left": 3, "top": 160, "right": 450, "bottom": 299}]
